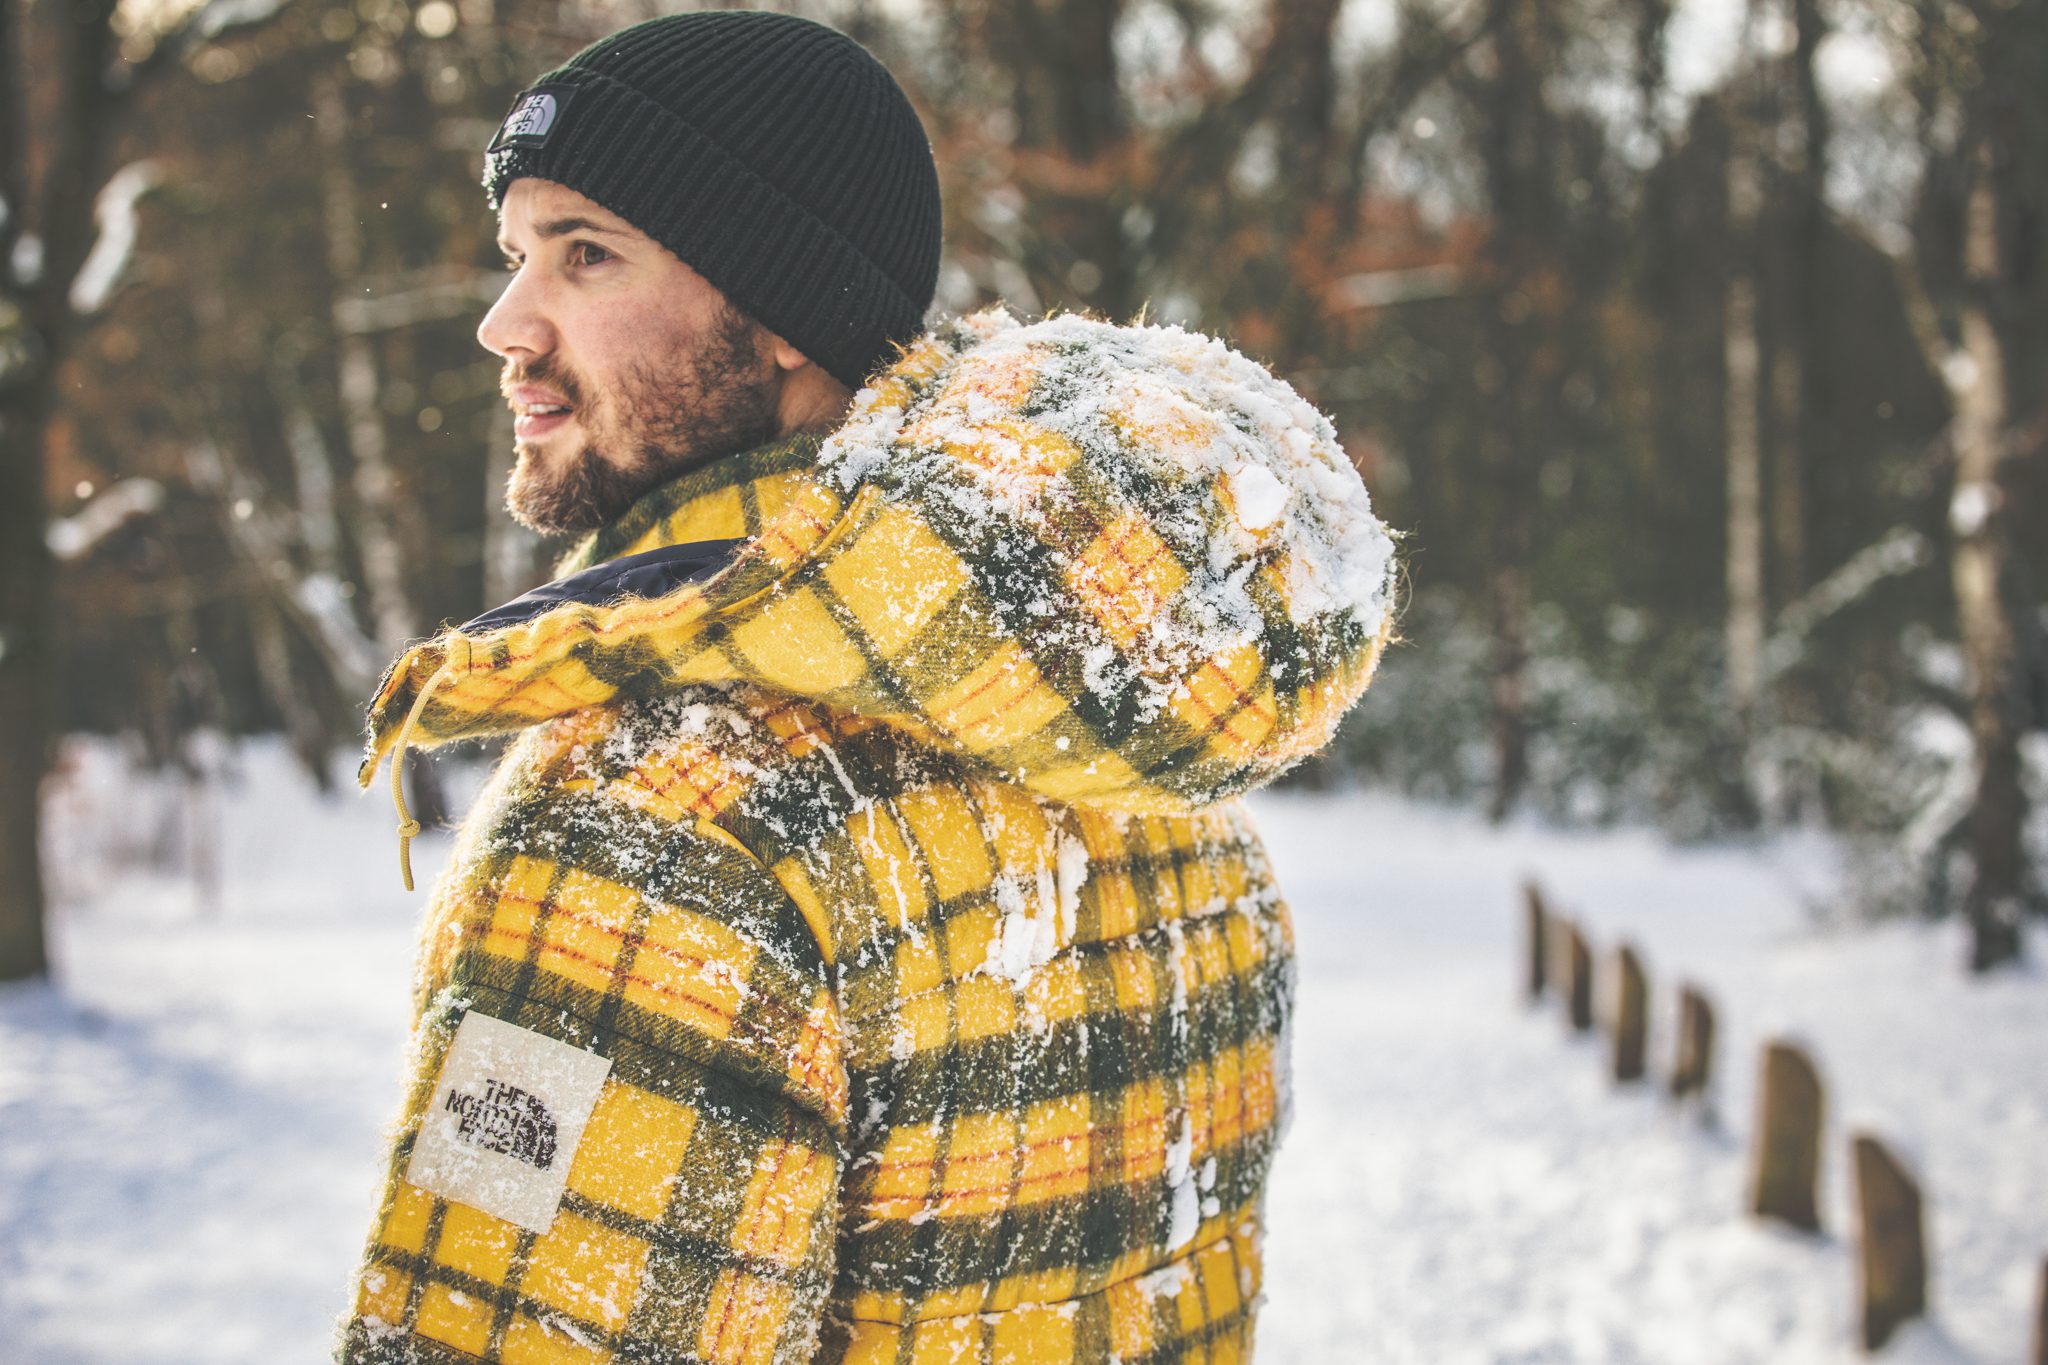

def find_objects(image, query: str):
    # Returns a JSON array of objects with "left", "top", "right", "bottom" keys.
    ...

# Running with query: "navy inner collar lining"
[{"left": 459, "top": 538, "right": 744, "bottom": 636}]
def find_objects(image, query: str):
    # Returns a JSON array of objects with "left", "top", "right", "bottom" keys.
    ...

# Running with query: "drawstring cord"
[{"left": 390, "top": 658, "right": 456, "bottom": 891}]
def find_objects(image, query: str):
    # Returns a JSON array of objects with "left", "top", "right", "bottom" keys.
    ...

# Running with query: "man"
[{"left": 342, "top": 11, "right": 1397, "bottom": 1364}]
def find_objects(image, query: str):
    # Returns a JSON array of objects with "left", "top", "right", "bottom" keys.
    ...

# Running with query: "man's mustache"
[{"left": 500, "top": 357, "right": 587, "bottom": 407}]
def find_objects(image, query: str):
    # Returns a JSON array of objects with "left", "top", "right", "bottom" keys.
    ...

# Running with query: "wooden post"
[
  {"left": 2030, "top": 1259, "right": 2046, "bottom": 1365},
  {"left": 1523, "top": 880, "right": 1549, "bottom": 1002},
  {"left": 1750, "top": 1040, "right": 1825, "bottom": 1231},
  {"left": 1671, "top": 984, "right": 1717, "bottom": 1104},
  {"left": 1561, "top": 920, "right": 1594, "bottom": 1033},
  {"left": 1613, "top": 944, "right": 1649, "bottom": 1082},
  {"left": 1852, "top": 1133, "right": 1927, "bottom": 1351}
]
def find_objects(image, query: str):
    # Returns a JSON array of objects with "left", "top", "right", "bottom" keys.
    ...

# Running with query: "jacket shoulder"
[{"left": 430, "top": 690, "right": 851, "bottom": 1128}]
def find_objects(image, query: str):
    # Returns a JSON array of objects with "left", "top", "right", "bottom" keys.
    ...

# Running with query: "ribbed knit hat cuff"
[{"left": 485, "top": 67, "right": 925, "bottom": 391}]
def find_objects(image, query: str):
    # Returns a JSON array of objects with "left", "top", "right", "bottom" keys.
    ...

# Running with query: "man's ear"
[{"left": 766, "top": 330, "right": 812, "bottom": 374}]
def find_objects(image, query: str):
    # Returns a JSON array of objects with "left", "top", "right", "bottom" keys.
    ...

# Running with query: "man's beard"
[{"left": 503, "top": 302, "right": 780, "bottom": 536}]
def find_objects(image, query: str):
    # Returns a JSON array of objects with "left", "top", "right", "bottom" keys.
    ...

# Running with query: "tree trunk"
[
  {"left": 1775, "top": 0, "right": 1831, "bottom": 606},
  {"left": 1769, "top": 340, "right": 1806, "bottom": 607},
  {"left": 1487, "top": 556, "right": 1532, "bottom": 821},
  {"left": 312, "top": 74, "right": 430, "bottom": 654},
  {"left": 1949, "top": 152, "right": 2026, "bottom": 972},
  {"left": 1000, "top": 0, "right": 1134, "bottom": 318},
  {"left": 1, "top": 0, "right": 51, "bottom": 977},
  {"left": 0, "top": 0, "right": 121, "bottom": 981},
  {"left": 0, "top": 0, "right": 32, "bottom": 961},
  {"left": 1478, "top": 0, "right": 1545, "bottom": 824},
  {"left": 0, "top": 384, "right": 54, "bottom": 981},
  {"left": 310, "top": 73, "right": 450, "bottom": 835},
  {"left": 250, "top": 598, "right": 334, "bottom": 792},
  {"left": 1724, "top": 107, "right": 1766, "bottom": 744}
]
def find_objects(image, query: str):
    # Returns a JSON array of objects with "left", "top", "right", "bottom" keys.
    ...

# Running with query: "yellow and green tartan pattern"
[
  {"left": 343, "top": 669, "right": 1294, "bottom": 1362},
  {"left": 359, "top": 311, "right": 1392, "bottom": 819},
  {"left": 345, "top": 313, "right": 1395, "bottom": 1362}
]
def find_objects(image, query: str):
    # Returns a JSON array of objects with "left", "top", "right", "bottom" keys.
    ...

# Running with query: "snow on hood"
[{"left": 361, "top": 305, "right": 1398, "bottom": 816}]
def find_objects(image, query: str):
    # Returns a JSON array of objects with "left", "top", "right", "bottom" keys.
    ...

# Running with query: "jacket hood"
[{"left": 362, "top": 305, "right": 1396, "bottom": 819}]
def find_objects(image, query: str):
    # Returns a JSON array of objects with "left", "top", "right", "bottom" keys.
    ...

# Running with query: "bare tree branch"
[
  {"left": 117, "top": 0, "right": 290, "bottom": 94},
  {"left": 331, "top": 266, "right": 506, "bottom": 335}
]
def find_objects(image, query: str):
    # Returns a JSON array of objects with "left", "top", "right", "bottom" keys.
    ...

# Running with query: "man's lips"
[
  {"left": 506, "top": 384, "right": 575, "bottom": 439},
  {"left": 514, "top": 409, "right": 573, "bottom": 439}
]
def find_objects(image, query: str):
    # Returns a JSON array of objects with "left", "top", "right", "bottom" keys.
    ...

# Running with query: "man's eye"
[{"left": 570, "top": 241, "right": 613, "bottom": 267}]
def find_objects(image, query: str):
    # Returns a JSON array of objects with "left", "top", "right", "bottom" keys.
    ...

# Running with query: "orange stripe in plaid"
[
  {"left": 937, "top": 653, "right": 1027, "bottom": 725},
  {"left": 1120, "top": 1080, "right": 1173, "bottom": 1185},
  {"left": 434, "top": 661, "right": 598, "bottom": 720},
  {"left": 1171, "top": 650, "right": 1276, "bottom": 752},
  {"left": 505, "top": 668, "right": 609, "bottom": 718},
  {"left": 926, "top": 643, "right": 1064, "bottom": 747},
  {"left": 834, "top": 1212, "right": 1264, "bottom": 1340},
  {"left": 468, "top": 893, "right": 741, "bottom": 1028},
  {"left": 754, "top": 494, "right": 835, "bottom": 565},
  {"left": 626, "top": 744, "right": 744, "bottom": 820},
  {"left": 413, "top": 531, "right": 817, "bottom": 721},
  {"left": 755, "top": 695, "right": 832, "bottom": 758},
  {"left": 855, "top": 1047, "right": 1272, "bottom": 1218},
  {"left": 1069, "top": 514, "right": 1184, "bottom": 648},
  {"left": 699, "top": 1268, "right": 792, "bottom": 1365},
  {"left": 858, "top": 1144, "right": 1091, "bottom": 1218},
  {"left": 465, "top": 891, "right": 843, "bottom": 1104},
  {"left": 732, "top": 1127, "right": 836, "bottom": 1267}
]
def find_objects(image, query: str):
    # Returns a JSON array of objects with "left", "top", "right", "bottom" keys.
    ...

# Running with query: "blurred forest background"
[{"left": 2, "top": 0, "right": 2043, "bottom": 984}]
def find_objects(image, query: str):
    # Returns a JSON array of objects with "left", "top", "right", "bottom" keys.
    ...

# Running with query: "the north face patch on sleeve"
[{"left": 405, "top": 1010, "right": 612, "bottom": 1233}]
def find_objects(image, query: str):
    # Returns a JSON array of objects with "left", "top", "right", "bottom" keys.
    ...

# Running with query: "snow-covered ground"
[
  {"left": 2, "top": 740, "right": 2043, "bottom": 1363},
  {"left": 1256, "top": 797, "right": 2046, "bottom": 1365}
]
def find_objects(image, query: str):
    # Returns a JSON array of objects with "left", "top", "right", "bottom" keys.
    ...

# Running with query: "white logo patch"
[
  {"left": 405, "top": 1011, "right": 611, "bottom": 1233},
  {"left": 488, "top": 84, "right": 575, "bottom": 153},
  {"left": 504, "top": 91, "right": 557, "bottom": 141}
]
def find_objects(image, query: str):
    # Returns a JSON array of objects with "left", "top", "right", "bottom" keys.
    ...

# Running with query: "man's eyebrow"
[{"left": 496, "top": 217, "right": 634, "bottom": 253}]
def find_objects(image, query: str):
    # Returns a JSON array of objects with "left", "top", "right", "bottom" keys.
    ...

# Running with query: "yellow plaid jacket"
[{"left": 341, "top": 308, "right": 1396, "bottom": 1364}]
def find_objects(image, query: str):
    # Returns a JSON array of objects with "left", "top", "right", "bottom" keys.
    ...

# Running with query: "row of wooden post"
[
  {"left": 1524, "top": 880, "right": 2048, "bottom": 1359},
  {"left": 1524, "top": 884, "right": 1713, "bottom": 1103}
]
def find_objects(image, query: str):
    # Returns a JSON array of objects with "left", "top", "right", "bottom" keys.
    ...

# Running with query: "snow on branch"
[
  {"left": 294, "top": 571, "right": 382, "bottom": 689},
  {"left": 1329, "top": 265, "right": 1466, "bottom": 311},
  {"left": 116, "top": 0, "right": 292, "bottom": 93},
  {"left": 1763, "top": 527, "right": 1933, "bottom": 681},
  {"left": 46, "top": 478, "right": 166, "bottom": 560},
  {"left": 70, "top": 161, "right": 162, "bottom": 316},
  {"left": 331, "top": 267, "right": 507, "bottom": 335},
  {"left": 187, "top": 0, "right": 289, "bottom": 40},
  {"left": 183, "top": 439, "right": 381, "bottom": 694}
]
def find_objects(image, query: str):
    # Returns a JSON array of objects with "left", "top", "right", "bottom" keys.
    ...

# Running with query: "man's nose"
[{"left": 476, "top": 269, "right": 551, "bottom": 359}]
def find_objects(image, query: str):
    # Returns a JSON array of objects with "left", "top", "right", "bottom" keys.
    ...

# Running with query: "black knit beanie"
[{"left": 483, "top": 10, "right": 943, "bottom": 392}]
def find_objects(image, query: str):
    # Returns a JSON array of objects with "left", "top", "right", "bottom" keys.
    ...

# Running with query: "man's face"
[{"left": 480, "top": 178, "right": 781, "bottom": 535}]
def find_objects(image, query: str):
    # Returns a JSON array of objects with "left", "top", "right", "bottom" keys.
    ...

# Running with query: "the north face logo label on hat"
[
  {"left": 405, "top": 1010, "right": 610, "bottom": 1232},
  {"left": 488, "top": 84, "right": 575, "bottom": 152}
]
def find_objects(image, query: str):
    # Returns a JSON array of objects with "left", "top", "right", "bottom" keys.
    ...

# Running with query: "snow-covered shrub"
[
  {"left": 1297, "top": 588, "right": 1757, "bottom": 836},
  {"left": 1813, "top": 663, "right": 2048, "bottom": 923}
]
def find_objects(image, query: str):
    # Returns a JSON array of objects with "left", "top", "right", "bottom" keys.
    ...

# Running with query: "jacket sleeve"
[{"left": 339, "top": 747, "right": 847, "bottom": 1365}]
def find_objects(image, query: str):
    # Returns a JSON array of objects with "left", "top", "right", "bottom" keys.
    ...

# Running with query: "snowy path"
[
  {"left": 1, "top": 749, "right": 2042, "bottom": 1363},
  {"left": 1257, "top": 795, "right": 2045, "bottom": 1365}
]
